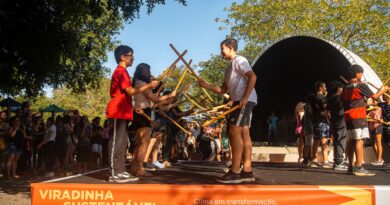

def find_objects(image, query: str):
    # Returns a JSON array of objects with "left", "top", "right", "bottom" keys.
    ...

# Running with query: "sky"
[
  {"left": 104, "top": 0, "right": 243, "bottom": 77},
  {"left": 45, "top": 0, "right": 243, "bottom": 96}
]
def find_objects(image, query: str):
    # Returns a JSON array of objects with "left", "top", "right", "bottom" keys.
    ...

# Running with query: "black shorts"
[
  {"left": 130, "top": 108, "right": 152, "bottom": 131},
  {"left": 370, "top": 125, "right": 383, "bottom": 136},
  {"left": 383, "top": 127, "right": 390, "bottom": 144},
  {"left": 227, "top": 101, "right": 256, "bottom": 127},
  {"left": 77, "top": 145, "right": 91, "bottom": 162}
]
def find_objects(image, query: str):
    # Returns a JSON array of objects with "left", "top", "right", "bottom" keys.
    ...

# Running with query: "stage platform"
[{"left": 31, "top": 161, "right": 390, "bottom": 205}]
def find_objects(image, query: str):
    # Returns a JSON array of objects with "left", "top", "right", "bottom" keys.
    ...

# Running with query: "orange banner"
[{"left": 31, "top": 183, "right": 375, "bottom": 205}]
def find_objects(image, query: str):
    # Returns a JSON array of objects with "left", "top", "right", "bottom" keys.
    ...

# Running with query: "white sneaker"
[
  {"left": 152, "top": 161, "right": 165, "bottom": 169},
  {"left": 110, "top": 173, "right": 139, "bottom": 183},
  {"left": 117, "top": 172, "right": 131, "bottom": 178},
  {"left": 371, "top": 160, "right": 384, "bottom": 166},
  {"left": 45, "top": 172, "right": 55, "bottom": 177}
]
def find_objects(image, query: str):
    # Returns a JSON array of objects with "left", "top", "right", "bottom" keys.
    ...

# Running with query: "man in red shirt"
[
  {"left": 106, "top": 45, "right": 158, "bottom": 183},
  {"left": 342, "top": 64, "right": 389, "bottom": 176}
]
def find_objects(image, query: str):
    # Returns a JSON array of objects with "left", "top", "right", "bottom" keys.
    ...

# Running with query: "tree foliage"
[
  {"left": 228, "top": 0, "right": 388, "bottom": 79},
  {"left": 50, "top": 78, "right": 111, "bottom": 121},
  {"left": 19, "top": 77, "right": 111, "bottom": 121},
  {"left": 200, "top": 0, "right": 389, "bottom": 81},
  {"left": 0, "top": 0, "right": 186, "bottom": 97}
]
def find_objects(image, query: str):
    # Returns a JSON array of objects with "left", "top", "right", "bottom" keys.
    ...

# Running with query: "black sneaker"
[
  {"left": 143, "top": 162, "right": 157, "bottom": 171},
  {"left": 347, "top": 166, "right": 354, "bottom": 175},
  {"left": 304, "top": 160, "right": 312, "bottom": 167},
  {"left": 240, "top": 171, "right": 255, "bottom": 182},
  {"left": 334, "top": 163, "right": 348, "bottom": 171},
  {"left": 353, "top": 166, "right": 375, "bottom": 176},
  {"left": 216, "top": 171, "right": 242, "bottom": 184},
  {"left": 383, "top": 163, "right": 390, "bottom": 168}
]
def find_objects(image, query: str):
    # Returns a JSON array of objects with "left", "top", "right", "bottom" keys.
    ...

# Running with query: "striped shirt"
[{"left": 342, "top": 82, "right": 373, "bottom": 130}]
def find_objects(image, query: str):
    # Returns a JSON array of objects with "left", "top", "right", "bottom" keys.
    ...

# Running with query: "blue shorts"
[
  {"left": 314, "top": 122, "right": 330, "bottom": 139},
  {"left": 4, "top": 143, "right": 23, "bottom": 155}
]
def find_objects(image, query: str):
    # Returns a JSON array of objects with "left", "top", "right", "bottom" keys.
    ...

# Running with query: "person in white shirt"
[{"left": 199, "top": 38, "right": 257, "bottom": 184}]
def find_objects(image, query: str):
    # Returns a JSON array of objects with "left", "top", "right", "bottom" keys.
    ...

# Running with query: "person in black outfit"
[{"left": 327, "top": 81, "right": 348, "bottom": 171}]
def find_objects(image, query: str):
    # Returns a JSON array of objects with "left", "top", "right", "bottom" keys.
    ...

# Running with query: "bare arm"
[
  {"left": 38, "top": 130, "right": 54, "bottom": 148},
  {"left": 124, "top": 80, "right": 159, "bottom": 96},
  {"left": 371, "top": 86, "right": 390, "bottom": 99},
  {"left": 198, "top": 80, "right": 228, "bottom": 94},
  {"left": 8, "top": 126, "right": 17, "bottom": 138},
  {"left": 143, "top": 88, "right": 176, "bottom": 103},
  {"left": 240, "top": 70, "right": 257, "bottom": 107}
]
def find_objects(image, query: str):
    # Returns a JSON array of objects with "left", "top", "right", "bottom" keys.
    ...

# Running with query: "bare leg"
[
  {"left": 144, "top": 138, "right": 156, "bottom": 163},
  {"left": 355, "top": 139, "right": 364, "bottom": 167},
  {"left": 132, "top": 127, "right": 151, "bottom": 175},
  {"left": 321, "top": 138, "right": 329, "bottom": 162},
  {"left": 376, "top": 134, "right": 383, "bottom": 161},
  {"left": 312, "top": 139, "right": 320, "bottom": 162},
  {"left": 347, "top": 139, "right": 356, "bottom": 167},
  {"left": 297, "top": 136, "right": 304, "bottom": 162},
  {"left": 151, "top": 133, "right": 162, "bottom": 163},
  {"left": 6, "top": 154, "right": 15, "bottom": 179},
  {"left": 229, "top": 125, "right": 244, "bottom": 173},
  {"left": 242, "top": 126, "right": 252, "bottom": 172},
  {"left": 11, "top": 154, "right": 20, "bottom": 178}
]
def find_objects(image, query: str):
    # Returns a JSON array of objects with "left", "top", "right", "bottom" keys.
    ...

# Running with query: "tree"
[
  {"left": 212, "top": 0, "right": 389, "bottom": 80},
  {"left": 0, "top": 0, "right": 186, "bottom": 97},
  {"left": 50, "top": 77, "right": 111, "bottom": 121}
]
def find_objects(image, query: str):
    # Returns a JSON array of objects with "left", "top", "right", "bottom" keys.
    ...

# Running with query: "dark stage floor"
[{"left": 50, "top": 161, "right": 390, "bottom": 185}]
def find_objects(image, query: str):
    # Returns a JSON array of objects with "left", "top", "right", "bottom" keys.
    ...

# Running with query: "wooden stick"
[
  {"left": 174, "top": 60, "right": 192, "bottom": 93},
  {"left": 211, "top": 104, "right": 228, "bottom": 110},
  {"left": 201, "top": 88, "right": 214, "bottom": 102},
  {"left": 157, "top": 50, "right": 187, "bottom": 81},
  {"left": 203, "top": 105, "right": 241, "bottom": 127},
  {"left": 186, "top": 70, "right": 214, "bottom": 102},
  {"left": 190, "top": 106, "right": 225, "bottom": 115},
  {"left": 366, "top": 81, "right": 390, "bottom": 98},
  {"left": 169, "top": 44, "right": 214, "bottom": 102},
  {"left": 183, "top": 93, "right": 206, "bottom": 110},
  {"left": 158, "top": 111, "right": 191, "bottom": 135},
  {"left": 156, "top": 65, "right": 179, "bottom": 94},
  {"left": 140, "top": 112, "right": 158, "bottom": 127},
  {"left": 339, "top": 76, "right": 348, "bottom": 84},
  {"left": 379, "top": 77, "right": 390, "bottom": 90},
  {"left": 156, "top": 84, "right": 165, "bottom": 96},
  {"left": 158, "top": 66, "right": 174, "bottom": 81},
  {"left": 178, "top": 82, "right": 191, "bottom": 95},
  {"left": 174, "top": 69, "right": 188, "bottom": 93},
  {"left": 170, "top": 44, "right": 201, "bottom": 81},
  {"left": 160, "top": 65, "right": 176, "bottom": 82}
]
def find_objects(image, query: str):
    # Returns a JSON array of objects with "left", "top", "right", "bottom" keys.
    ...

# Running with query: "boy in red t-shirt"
[{"left": 106, "top": 45, "right": 159, "bottom": 183}]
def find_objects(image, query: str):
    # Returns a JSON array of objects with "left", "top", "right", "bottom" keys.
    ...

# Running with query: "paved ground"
[{"left": 1, "top": 161, "right": 390, "bottom": 205}]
